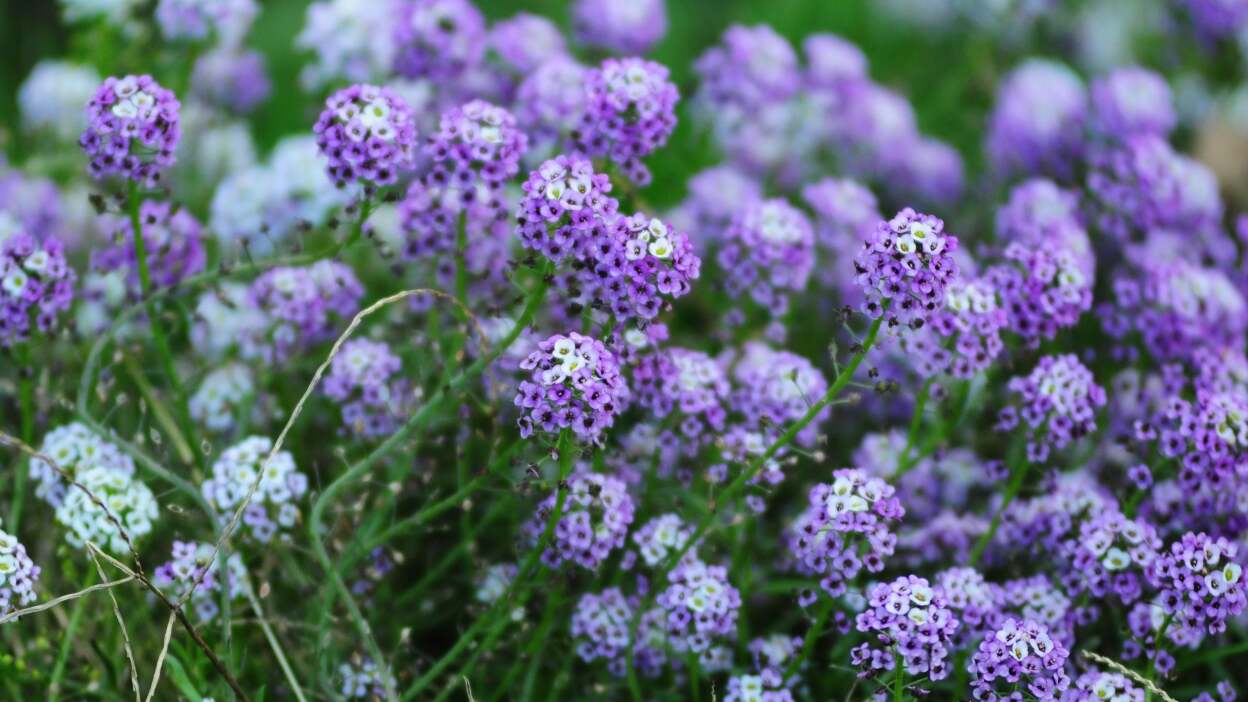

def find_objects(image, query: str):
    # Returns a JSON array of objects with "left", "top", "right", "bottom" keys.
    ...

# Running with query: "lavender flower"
[
  {"left": 153, "top": 541, "right": 246, "bottom": 622},
  {"left": 0, "top": 233, "right": 75, "bottom": 346},
  {"left": 894, "top": 276, "right": 1007, "bottom": 379},
  {"left": 246, "top": 261, "right": 364, "bottom": 362},
  {"left": 854, "top": 207, "right": 961, "bottom": 331},
  {"left": 201, "top": 436, "right": 308, "bottom": 543},
  {"left": 322, "top": 338, "right": 411, "bottom": 439},
  {"left": 31, "top": 422, "right": 136, "bottom": 508},
  {"left": 851, "top": 575, "right": 958, "bottom": 682},
  {"left": 803, "top": 33, "right": 868, "bottom": 89},
  {"left": 571, "top": 587, "right": 635, "bottom": 674},
  {"left": 392, "top": 0, "right": 485, "bottom": 82},
  {"left": 996, "top": 354, "right": 1106, "bottom": 463},
  {"left": 1062, "top": 510, "right": 1161, "bottom": 605},
  {"left": 787, "top": 469, "right": 904, "bottom": 600},
  {"left": 572, "top": 0, "right": 667, "bottom": 55},
  {"left": 0, "top": 524, "right": 40, "bottom": 619},
  {"left": 527, "top": 470, "right": 634, "bottom": 569},
  {"left": 575, "top": 58, "right": 679, "bottom": 185},
  {"left": 1089, "top": 66, "right": 1176, "bottom": 138},
  {"left": 515, "top": 332, "right": 629, "bottom": 444},
  {"left": 516, "top": 155, "right": 619, "bottom": 264},
  {"left": 581, "top": 212, "right": 700, "bottom": 322},
  {"left": 425, "top": 100, "right": 526, "bottom": 194},
  {"left": 80, "top": 75, "right": 181, "bottom": 186},
  {"left": 1146, "top": 532, "right": 1246, "bottom": 635},
  {"left": 986, "top": 59, "right": 1086, "bottom": 181},
  {"left": 968, "top": 618, "right": 1071, "bottom": 701},
  {"left": 695, "top": 25, "right": 800, "bottom": 108},
  {"left": 657, "top": 558, "right": 742, "bottom": 658},
  {"left": 987, "top": 241, "right": 1093, "bottom": 346},
  {"left": 718, "top": 199, "right": 815, "bottom": 316},
  {"left": 92, "top": 201, "right": 206, "bottom": 297},
  {"left": 313, "top": 84, "right": 418, "bottom": 188}
]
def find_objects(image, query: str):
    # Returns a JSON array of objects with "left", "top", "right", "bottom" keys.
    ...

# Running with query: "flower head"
[
  {"left": 0, "top": 233, "right": 74, "bottom": 346},
  {"left": 201, "top": 436, "right": 308, "bottom": 543},
  {"left": 527, "top": 470, "right": 634, "bottom": 570},
  {"left": 575, "top": 57, "right": 679, "bottom": 185},
  {"left": 80, "top": 74, "right": 181, "bottom": 186},
  {"left": 313, "top": 84, "right": 418, "bottom": 187}
]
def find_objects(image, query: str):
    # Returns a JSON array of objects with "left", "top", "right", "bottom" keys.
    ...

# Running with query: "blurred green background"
[{"left": 1, "top": 0, "right": 998, "bottom": 206}]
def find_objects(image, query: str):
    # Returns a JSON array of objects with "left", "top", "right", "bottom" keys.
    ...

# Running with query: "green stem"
[
  {"left": 454, "top": 210, "right": 468, "bottom": 305},
  {"left": 784, "top": 598, "right": 833, "bottom": 682},
  {"left": 895, "top": 378, "right": 933, "bottom": 477},
  {"left": 48, "top": 568, "right": 97, "bottom": 702},
  {"left": 968, "top": 440, "right": 1030, "bottom": 567},
  {"left": 9, "top": 344, "right": 33, "bottom": 528},
  {"left": 1146, "top": 614, "right": 1174, "bottom": 702},
  {"left": 892, "top": 653, "right": 906, "bottom": 702}
]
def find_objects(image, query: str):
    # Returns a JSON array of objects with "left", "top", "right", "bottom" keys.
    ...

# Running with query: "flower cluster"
[
  {"left": 630, "top": 347, "right": 728, "bottom": 453},
  {"left": 313, "top": 84, "right": 418, "bottom": 187},
  {"left": 527, "top": 470, "right": 634, "bottom": 570},
  {"left": 1146, "top": 532, "right": 1246, "bottom": 635},
  {"left": 575, "top": 58, "right": 679, "bottom": 185},
  {"left": 152, "top": 540, "right": 246, "bottom": 622},
  {"left": 729, "top": 342, "right": 829, "bottom": 448},
  {"left": 426, "top": 100, "right": 527, "bottom": 192},
  {"left": 189, "top": 363, "right": 256, "bottom": 433},
  {"left": 717, "top": 199, "right": 814, "bottom": 316},
  {"left": 669, "top": 165, "right": 762, "bottom": 248},
  {"left": 18, "top": 60, "right": 99, "bottom": 141},
  {"left": 155, "top": 0, "right": 256, "bottom": 43},
  {"left": 339, "top": 658, "right": 396, "bottom": 699},
  {"left": 936, "top": 567, "right": 998, "bottom": 640},
  {"left": 200, "top": 436, "right": 309, "bottom": 543},
  {"left": 657, "top": 559, "right": 742, "bottom": 658},
  {"left": 513, "top": 57, "right": 588, "bottom": 157},
  {"left": 246, "top": 261, "right": 364, "bottom": 362},
  {"left": 489, "top": 13, "right": 565, "bottom": 75},
  {"left": 92, "top": 201, "right": 206, "bottom": 297},
  {"left": 788, "top": 470, "right": 904, "bottom": 600},
  {"left": 516, "top": 155, "right": 619, "bottom": 263},
  {"left": 851, "top": 575, "right": 958, "bottom": 682},
  {"left": 56, "top": 466, "right": 159, "bottom": 555},
  {"left": 1066, "top": 669, "right": 1146, "bottom": 702},
  {"left": 1088, "top": 66, "right": 1175, "bottom": 139},
  {"left": 802, "top": 177, "right": 880, "bottom": 297},
  {"left": 296, "top": 0, "right": 396, "bottom": 89},
  {"left": 31, "top": 422, "right": 136, "bottom": 507},
  {"left": 854, "top": 208, "right": 960, "bottom": 331},
  {"left": 896, "top": 276, "right": 1007, "bottom": 379},
  {"left": 631, "top": 513, "right": 695, "bottom": 569},
  {"left": 1062, "top": 511, "right": 1161, "bottom": 605},
  {"left": 969, "top": 618, "right": 1071, "bottom": 701},
  {"left": 322, "top": 338, "right": 410, "bottom": 439},
  {"left": 474, "top": 563, "right": 517, "bottom": 605},
  {"left": 571, "top": 587, "right": 635, "bottom": 675},
  {"left": 0, "top": 524, "right": 39, "bottom": 618},
  {"left": 572, "top": 0, "right": 667, "bottom": 54},
  {"left": 581, "top": 212, "right": 700, "bottom": 322},
  {"left": 393, "top": 0, "right": 485, "bottom": 82},
  {"left": 985, "top": 59, "right": 1086, "bottom": 181},
  {"left": 997, "top": 354, "right": 1106, "bottom": 463},
  {"left": 724, "top": 670, "right": 793, "bottom": 702},
  {"left": 514, "top": 333, "right": 629, "bottom": 444},
  {"left": 0, "top": 233, "right": 75, "bottom": 346},
  {"left": 191, "top": 48, "right": 272, "bottom": 115},
  {"left": 80, "top": 75, "right": 181, "bottom": 185}
]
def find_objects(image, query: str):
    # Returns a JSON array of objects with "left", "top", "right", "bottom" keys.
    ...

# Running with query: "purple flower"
[
  {"left": 854, "top": 207, "right": 961, "bottom": 331},
  {"left": 574, "top": 57, "right": 679, "bottom": 185},
  {"left": 426, "top": 100, "right": 526, "bottom": 193},
  {"left": 200, "top": 436, "right": 308, "bottom": 544},
  {"left": 968, "top": 618, "right": 1071, "bottom": 701},
  {"left": 392, "top": 0, "right": 485, "bottom": 82},
  {"left": 894, "top": 275, "right": 1007, "bottom": 379},
  {"left": 91, "top": 201, "right": 205, "bottom": 296},
  {"left": 802, "top": 33, "right": 867, "bottom": 89},
  {"left": 631, "top": 347, "right": 727, "bottom": 454},
  {"left": 247, "top": 261, "right": 364, "bottom": 362},
  {"left": 1146, "top": 532, "right": 1246, "bottom": 635},
  {"left": 986, "top": 59, "right": 1087, "bottom": 181},
  {"left": 851, "top": 575, "right": 958, "bottom": 682},
  {"left": 729, "top": 341, "right": 828, "bottom": 448},
  {"left": 155, "top": 0, "right": 256, "bottom": 43},
  {"left": 153, "top": 540, "right": 245, "bottom": 622},
  {"left": 0, "top": 233, "right": 75, "bottom": 346},
  {"left": 579, "top": 212, "right": 699, "bottom": 323},
  {"left": 669, "top": 165, "right": 762, "bottom": 248},
  {"left": 802, "top": 177, "right": 880, "bottom": 300},
  {"left": 1062, "top": 510, "right": 1162, "bottom": 606},
  {"left": 527, "top": 470, "right": 634, "bottom": 569},
  {"left": 515, "top": 332, "right": 629, "bottom": 444},
  {"left": 516, "top": 154, "right": 619, "bottom": 264},
  {"left": 513, "top": 57, "right": 589, "bottom": 157},
  {"left": 80, "top": 74, "right": 181, "bottom": 186},
  {"left": 322, "top": 338, "right": 411, "bottom": 439},
  {"left": 695, "top": 25, "right": 800, "bottom": 109},
  {"left": 1067, "top": 669, "right": 1146, "bottom": 702},
  {"left": 787, "top": 469, "right": 904, "bottom": 599},
  {"left": 489, "top": 13, "right": 566, "bottom": 75},
  {"left": 724, "top": 669, "right": 793, "bottom": 702},
  {"left": 718, "top": 199, "right": 814, "bottom": 317},
  {"left": 987, "top": 241, "right": 1093, "bottom": 346},
  {"left": 0, "top": 525, "right": 40, "bottom": 618},
  {"left": 1178, "top": 0, "right": 1248, "bottom": 41},
  {"left": 997, "top": 354, "right": 1106, "bottom": 463},
  {"left": 571, "top": 587, "right": 635, "bottom": 672},
  {"left": 313, "top": 84, "right": 418, "bottom": 188},
  {"left": 191, "top": 48, "right": 272, "bottom": 115},
  {"left": 572, "top": 0, "right": 667, "bottom": 55},
  {"left": 1089, "top": 66, "right": 1175, "bottom": 138},
  {"left": 630, "top": 513, "right": 695, "bottom": 569},
  {"left": 656, "top": 558, "right": 741, "bottom": 655}
]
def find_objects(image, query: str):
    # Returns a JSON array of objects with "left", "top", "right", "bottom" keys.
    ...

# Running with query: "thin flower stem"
[
  {"left": 47, "top": 568, "right": 97, "bottom": 702},
  {"left": 784, "top": 598, "right": 834, "bottom": 682},
  {"left": 8, "top": 343, "right": 33, "bottom": 528},
  {"left": 893, "top": 653, "right": 906, "bottom": 702},
  {"left": 895, "top": 377, "right": 934, "bottom": 477},
  {"left": 968, "top": 438, "right": 1029, "bottom": 567},
  {"left": 455, "top": 209, "right": 469, "bottom": 304}
]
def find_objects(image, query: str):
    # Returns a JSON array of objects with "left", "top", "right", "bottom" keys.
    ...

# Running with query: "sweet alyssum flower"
[
  {"left": 80, "top": 74, "right": 181, "bottom": 186},
  {"left": 154, "top": 0, "right": 257, "bottom": 43},
  {"left": 724, "top": 669, "right": 793, "bottom": 702},
  {"left": 92, "top": 201, "right": 205, "bottom": 298},
  {"left": 18, "top": 59, "right": 99, "bottom": 141},
  {"left": 717, "top": 198, "right": 814, "bottom": 316},
  {"left": 728, "top": 341, "right": 828, "bottom": 448},
  {"left": 571, "top": 587, "right": 636, "bottom": 675},
  {"left": 851, "top": 574, "right": 958, "bottom": 682},
  {"left": 996, "top": 354, "right": 1106, "bottom": 463},
  {"left": 393, "top": 0, "right": 485, "bottom": 83},
  {"left": 0, "top": 522, "right": 40, "bottom": 619},
  {"left": 426, "top": 100, "right": 527, "bottom": 193},
  {"left": 515, "top": 332, "right": 630, "bottom": 444},
  {"left": 630, "top": 346, "right": 728, "bottom": 455},
  {"left": 669, "top": 165, "right": 762, "bottom": 248},
  {"left": 296, "top": 0, "right": 396, "bottom": 89},
  {"left": 893, "top": 275, "right": 1007, "bottom": 379},
  {"left": 153, "top": 540, "right": 246, "bottom": 622},
  {"left": 579, "top": 212, "right": 700, "bottom": 323},
  {"left": 1146, "top": 532, "right": 1246, "bottom": 635},
  {"left": 313, "top": 83, "right": 418, "bottom": 188},
  {"left": 201, "top": 436, "right": 308, "bottom": 543},
  {"left": 489, "top": 13, "right": 566, "bottom": 76},
  {"left": 31, "top": 422, "right": 136, "bottom": 507},
  {"left": 189, "top": 363, "right": 256, "bottom": 433},
  {"left": 854, "top": 207, "right": 960, "bottom": 332},
  {"left": 0, "top": 233, "right": 75, "bottom": 346},
  {"left": 630, "top": 513, "right": 696, "bottom": 569},
  {"left": 246, "top": 261, "right": 364, "bottom": 363},
  {"left": 1089, "top": 65, "right": 1176, "bottom": 139},
  {"left": 985, "top": 59, "right": 1087, "bottom": 181},
  {"left": 574, "top": 57, "right": 679, "bottom": 185},
  {"left": 339, "top": 658, "right": 397, "bottom": 700},
  {"left": 571, "top": 0, "right": 667, "bottom": 55},
  {"left": 322, "top": 338, "right": 411, "bottom": 439},
  {"left": 526, "top": 470, "right": 634, "bottom": 570},
  {"left": 56, "top": 466, "right": 159, "bottom": 556},
  {"left": 802, "top": 177, "right": 880, "bottom": 299},
  {"left": 969, "top": 618, "right": 1071, "bottom": 701},
  {"left": 191, "top": 48, "right": 272, "bottom": 115},
  {"left": 513, "top": 57, "right": 589, "bottom": 158},
  {"left": 516, "top": 154, "right": 619, "bottom": 264},
  {"left": 657, "top": 558, "right": 742, "bottom": 660}
]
